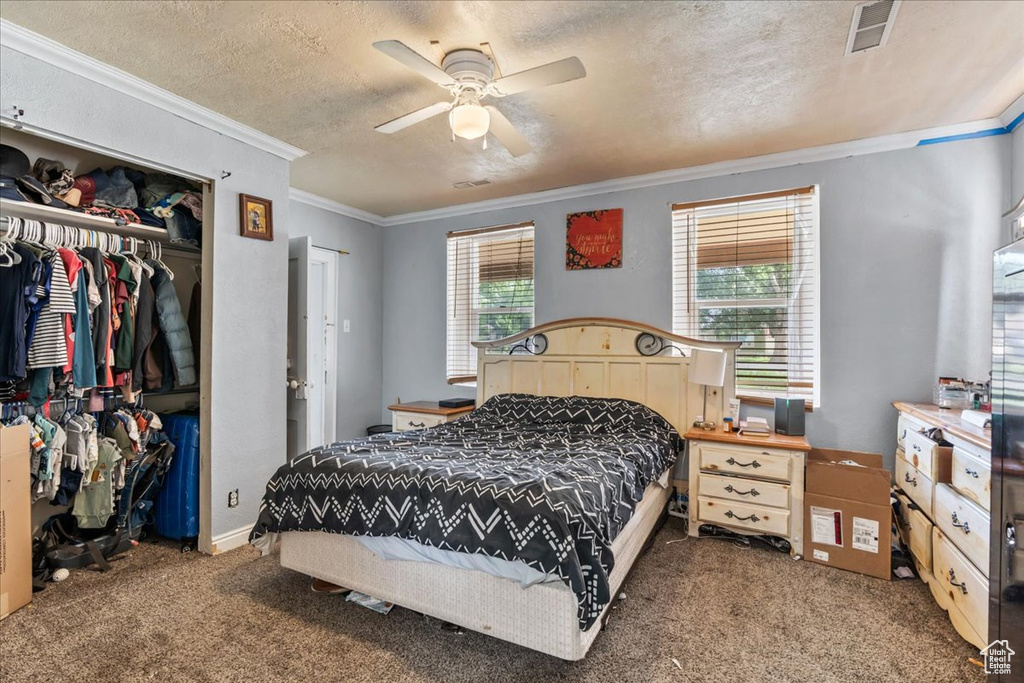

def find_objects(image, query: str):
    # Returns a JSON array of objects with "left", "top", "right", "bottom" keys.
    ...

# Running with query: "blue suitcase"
[{"left": 154, "top": 412, "right": 200, "bottom": 552}]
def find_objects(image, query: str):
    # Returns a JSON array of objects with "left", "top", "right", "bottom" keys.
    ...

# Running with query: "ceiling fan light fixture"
[{"left": 449, "top": 103, "right": 490, "bottom": 140}]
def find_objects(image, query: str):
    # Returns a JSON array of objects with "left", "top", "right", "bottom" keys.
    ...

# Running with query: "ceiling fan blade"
[
  {"left": 373, "top": 40, "right": 456, "bottom": 87},
  {"left": 484, "top": 106, "right": 533, "bottom": 157},
  {"left": 375, "top": 101, "right": 453, "bottom": 134},
  {"left": 490, "top": 56, "right": 586, "bottom": 96}
]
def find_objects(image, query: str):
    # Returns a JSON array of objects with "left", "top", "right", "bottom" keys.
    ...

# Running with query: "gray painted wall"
[
  {"left": 1, "top": 47, "right": 291, "bottom": 539},
  {"left": 382, "top": 136, "right": 1010, "bottom": 466},
  {"left": 289, "top": 201, "right": 384, "bottom": 440}
]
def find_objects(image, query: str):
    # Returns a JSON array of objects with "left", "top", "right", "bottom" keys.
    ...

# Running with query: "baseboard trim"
[{"left": 210, "top": 525, "right": 253, "bottom": 555}]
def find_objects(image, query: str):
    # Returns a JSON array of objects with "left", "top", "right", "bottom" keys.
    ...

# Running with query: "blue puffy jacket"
[{"left": 147, "top": 260, "right": 196, "bottom": 387}]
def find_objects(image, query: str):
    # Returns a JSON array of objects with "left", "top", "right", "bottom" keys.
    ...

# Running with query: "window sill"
[
  {"left": 447, "top": 376, "right": 477, "bottom": 387},
  {"left": 738, "top": 394, "right": 816, "bottom": 413}
]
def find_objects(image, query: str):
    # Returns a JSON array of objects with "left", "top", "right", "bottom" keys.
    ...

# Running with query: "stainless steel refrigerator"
[{"left": 991, "top": 240, "right": 1024, "bottom": 682}]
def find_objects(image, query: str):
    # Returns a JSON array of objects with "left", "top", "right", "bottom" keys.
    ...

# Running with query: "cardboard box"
[
  {"left": 804, "top": 448, "right": 892, "bottom": 580},
  {"left": 1, "top": 424, "right": 32, "bottom": 620}
]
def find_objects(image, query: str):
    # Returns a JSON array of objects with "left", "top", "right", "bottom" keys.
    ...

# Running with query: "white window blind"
[
  {"left": 672, "top": 187, "right": 820, "bottom": 407},
  {"left": 446, "top": 222, "right": 535, "bottom": 383}
]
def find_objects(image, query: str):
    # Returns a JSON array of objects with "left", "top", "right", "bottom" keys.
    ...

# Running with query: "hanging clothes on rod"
[{"left": 0, "top": 216, "right": 196, "bottom": 408}]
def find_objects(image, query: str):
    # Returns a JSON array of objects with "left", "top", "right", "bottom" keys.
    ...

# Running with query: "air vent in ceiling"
[
  {"left": 452, "top": 179, "right": 492, "bottom": 189},
  {"left": 845, "top": 0, "right": 901, "bottom": 55}
]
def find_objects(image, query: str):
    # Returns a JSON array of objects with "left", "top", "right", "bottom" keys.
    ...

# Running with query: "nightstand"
[
  {"left": 388, "top": 401, "right": 474, "bottom": 432},
  {"left": 685, "top": 428, "right": 811, "bottom": 558}
]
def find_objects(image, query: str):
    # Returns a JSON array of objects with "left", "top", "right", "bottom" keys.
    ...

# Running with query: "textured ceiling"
[{"left": 1, "top": 1, "right": 1022, "bottom": 218}]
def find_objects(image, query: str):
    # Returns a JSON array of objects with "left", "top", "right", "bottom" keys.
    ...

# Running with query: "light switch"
[{"left": 343, "top": 319, "right": 351, "bottom": 333}]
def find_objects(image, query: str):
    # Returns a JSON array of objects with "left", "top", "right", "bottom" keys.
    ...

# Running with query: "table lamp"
[{"left": 690, "top": 348, "right": 727, "bottom": 429}]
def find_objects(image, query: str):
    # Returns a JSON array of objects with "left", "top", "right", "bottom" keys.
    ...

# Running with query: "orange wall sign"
[{"left": 566, "top": 208, "right": 623, "bottom": 270}]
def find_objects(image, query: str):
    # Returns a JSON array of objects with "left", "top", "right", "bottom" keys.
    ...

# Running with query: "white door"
[{"left": 287, "top": 237, "right": 339, "bottom": 460}]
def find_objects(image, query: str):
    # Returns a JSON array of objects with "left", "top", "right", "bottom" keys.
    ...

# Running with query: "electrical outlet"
[
  {"left": 343, "top": 319, "right": 351, "bottom": 333},
  {"left": 228, "top": 489, "right": 239, "bottom": 508}
]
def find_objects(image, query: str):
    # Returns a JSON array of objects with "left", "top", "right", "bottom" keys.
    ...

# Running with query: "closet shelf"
[{"left": 0, "top": 198, "right": 195, "bottom": 249}]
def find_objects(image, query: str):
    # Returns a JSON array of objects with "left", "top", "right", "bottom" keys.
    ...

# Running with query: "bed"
[{"left": 252, "top": 318, "right": 738, "bottom": 660}]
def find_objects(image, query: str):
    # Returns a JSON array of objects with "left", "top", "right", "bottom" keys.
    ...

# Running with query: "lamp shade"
[
  {"left": 450, "top": 104, "right": 490, "bottom": 140},
  {"left": 689, "top": 348, "right": 727, "bottom": 387}
]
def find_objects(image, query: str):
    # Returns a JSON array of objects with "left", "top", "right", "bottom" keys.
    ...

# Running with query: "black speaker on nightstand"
[{"left": 774, "top": 398, "right": 805, "bottom": 436}]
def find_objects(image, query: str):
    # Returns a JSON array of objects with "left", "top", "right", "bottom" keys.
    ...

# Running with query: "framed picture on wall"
[
  {"left": 239, "top": 193, "right": 273, "bottom": 241},
  {"left": 566, "top": 208, "right": 623, "bottom": 270}
]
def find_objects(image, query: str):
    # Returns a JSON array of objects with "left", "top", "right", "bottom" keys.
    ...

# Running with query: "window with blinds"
[
  {"left": 446, "top": 222, "right": 535, "bottom": 383},
  {"left": 672, "top": 187, "right": 820, "bottom": 406}
]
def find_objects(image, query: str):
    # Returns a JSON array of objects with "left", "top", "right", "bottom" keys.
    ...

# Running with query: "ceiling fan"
[{"left": 372, "top": 40, "right": 586, "bottom": 157}]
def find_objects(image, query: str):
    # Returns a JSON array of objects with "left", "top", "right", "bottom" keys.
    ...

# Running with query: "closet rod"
[{"left": 0, "top": 215, "right": 202, "bottom": 258}]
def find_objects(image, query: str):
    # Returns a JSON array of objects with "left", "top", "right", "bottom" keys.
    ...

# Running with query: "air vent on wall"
[
  {"left": 845, "top": 0, "right": 901, "bottom": 55},
  {"left": 453, "top": 179, "right": 492, "bottom": 189}
]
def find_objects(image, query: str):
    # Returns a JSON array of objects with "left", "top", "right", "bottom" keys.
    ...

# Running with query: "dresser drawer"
[
  {"left": 904, "top": 430, "right": 941, "bottom": 480},
  {"left": 932, "top": 527, "right": 988, "bottom": 645},
  {"left": 697, "top": 444, "right": 793, "bottom": 482},
  {"left": 894, "top": 492, "right": 933, "bottom": 573},
  {"left": 699, "top": 473, "right": 790, "bottom": 509},
  {"left": 951, "top": 447, "right": 991, "bottom": 511},
  {"left": 698, "top": 496, "right": 790, "bottom": 536},
  {"left": 896, "top": 453, "right": 935, "bottom": 517},
  {"left": 896, "top": 413, "right": 925, "bottom": 450},
  {"left": 934, "top": 484, "right": 989, "bottom": 575},
  {"left": 392, "top": 412, "right": 445, "bottom": 432}
]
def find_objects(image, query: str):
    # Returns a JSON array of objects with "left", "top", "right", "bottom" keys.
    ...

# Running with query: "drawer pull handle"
[
  {"left": 725, "top": 510, "right": 760, "bottom": 523},
  {"left": 947, "top": 568, "right": 968, "bottom": 595},
  {"left": 724, "top": 484, "right": 760, "bottom": 497},
  {"left": 964, "top": 468, "right": 979, "bottom": 478},
  {"left": 904, "top": 472, "right": 917, "bottom": 487},
  {"left": 726, "top": 457, "right": 761, "bottom": 469},
  {"left": 900, "top": 428, "right": 907, "bottom": 440},
  {"left": 409, "top": 421, "right": 426, "bottom": 428},
  {"left": 951, "top": 512, "right": 971, "bottom": 535}
]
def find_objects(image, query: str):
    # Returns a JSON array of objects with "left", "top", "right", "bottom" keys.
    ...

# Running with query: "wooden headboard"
[{"left": 472, "top": 318, "right": 740, "bottom": 434}]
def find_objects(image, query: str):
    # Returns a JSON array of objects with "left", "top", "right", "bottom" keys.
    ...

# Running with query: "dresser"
[
  {"left": 891, "top": 401, "right": 991, "bottom": 649},
  {"left": 686, "top": 428, "right": 811, "bottom": 558},
  {"left": 388, "top": 401, "right": 474, "bottom": 432}
]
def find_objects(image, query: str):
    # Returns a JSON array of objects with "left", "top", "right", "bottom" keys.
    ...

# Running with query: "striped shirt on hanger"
[{"left": 27, "top": 252, "right": 77, "bottom": 369}]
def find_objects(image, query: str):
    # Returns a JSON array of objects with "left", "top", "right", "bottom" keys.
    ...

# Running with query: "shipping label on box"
[{"left": 810, "top": 506, "right": 843, "bottom": 547}]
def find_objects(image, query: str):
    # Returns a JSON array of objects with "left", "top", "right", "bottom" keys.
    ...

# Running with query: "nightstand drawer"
[
  {"left": 392, "top": 412, "right": 445, "bottom": 432},
  {"left": 697, "top": 444, "right": 793, "bottom": 482},
  {"left": 698, "top": 496, "right": 790, "bottom": 536},
  {"left": 699, "top": 473, "right": 790, "bottom": 509}
]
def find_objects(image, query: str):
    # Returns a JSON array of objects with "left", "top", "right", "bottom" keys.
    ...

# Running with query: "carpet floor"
[{"left": 0, "top": 519, "right": 982, "bottom": 683}]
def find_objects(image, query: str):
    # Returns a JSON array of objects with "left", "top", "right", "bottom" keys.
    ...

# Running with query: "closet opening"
[{"left": 0, "top": 125, "right": 214, "bottom": 579}]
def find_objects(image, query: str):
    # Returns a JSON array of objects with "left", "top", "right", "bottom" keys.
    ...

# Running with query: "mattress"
[{"left": 279, "top": 470, "right": 672, "bottom": 660}]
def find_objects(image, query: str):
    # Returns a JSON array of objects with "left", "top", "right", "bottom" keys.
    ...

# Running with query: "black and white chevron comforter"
[{"left": 250, "top": 393, "right": 681, "bottom": 630}]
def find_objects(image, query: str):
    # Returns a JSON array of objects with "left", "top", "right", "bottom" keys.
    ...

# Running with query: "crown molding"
[
  {"left": 375, "top": 116, "right": 1008, "bottom": 227},
  {"left": 289, "top": 188, "right": 383, "bottom": 225},
  {"left": 999, "top": 92, "right": 1024, "bottom": 131},
  {"left": 0, "top": 19, "right": 307, "bottom": 162}
]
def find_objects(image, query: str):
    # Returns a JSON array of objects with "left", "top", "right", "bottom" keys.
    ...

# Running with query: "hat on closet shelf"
[
  {"left": 0, "top": 144, "right": 30, "bottom": 178},
  {"left": 72, "top": 168, "right": 111, "bottom": 206},
  {"left": 32, "top": 157, "right": 80, "bottom": 206},
  {"left": 0, "top": 177, "right": 31, "bottom": 202},
  {"left": 14, "top": 175, "right": 70, "bottom": 209}
]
